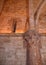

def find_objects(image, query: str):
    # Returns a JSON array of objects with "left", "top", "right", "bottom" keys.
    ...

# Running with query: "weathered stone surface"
[
  {"left": 0, "top": 36, "right": 26, "bottom": 65},
  {"left": 38, "top": 2, "right": 46, "bottom": 33},
  {"left": 0, "top": 0, "right": 4, "bottom": 14},
  {"left": 0, "top": 0, "right": 46, "bottom": 65},
  {"left": 33, "top": 0, "right": 42, "bottom": 13},
  {"left": 23, "top": 30, "right": 42, "bottom": 65},
  {"left": 0, "top": 0, "right": 27, "bottom": 33},
  {"left": 34, "top": 0, "right": 46, "bottom": 34},
  {"left": 41, "top": 36, "right": 46, "bottom": 65}
]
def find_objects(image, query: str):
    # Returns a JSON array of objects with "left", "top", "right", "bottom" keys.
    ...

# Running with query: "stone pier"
[{"left": 23, "top": 30, "right": 42, "bottom": 65}]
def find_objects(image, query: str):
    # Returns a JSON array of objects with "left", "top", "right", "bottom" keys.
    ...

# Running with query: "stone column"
[
  {"left": 23, "top": 30, "right": 42, "bottom": 65},
  {"left": 29, "top": 0, "right": 34, "bottom": 30}
]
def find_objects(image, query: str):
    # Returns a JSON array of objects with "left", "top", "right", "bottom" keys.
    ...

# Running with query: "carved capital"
[{"left": 23, "top": 30, "right": 41, "bottom": 48}]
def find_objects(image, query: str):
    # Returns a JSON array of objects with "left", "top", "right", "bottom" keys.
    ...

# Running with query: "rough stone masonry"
[{"left": 0, "top": 34, "right": 26, "bottom": 65}]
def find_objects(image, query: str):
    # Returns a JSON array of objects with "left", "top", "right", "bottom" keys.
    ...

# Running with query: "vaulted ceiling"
[
  {"left": 0, "top": 0, "right": 27, "bottom": 33},
  {"left": 0, "top": 0, "right": 46, "bottom": 34}
]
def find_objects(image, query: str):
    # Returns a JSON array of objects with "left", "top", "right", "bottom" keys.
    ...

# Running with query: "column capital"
[{"left": 23, "top": 30, "right": 41, "bottom": 47}]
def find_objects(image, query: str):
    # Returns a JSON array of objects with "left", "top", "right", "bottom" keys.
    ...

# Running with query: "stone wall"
[
  {"left": 41, "top": 36, "right": 46, "bottom": 65},
  {"left": 0, "top": 35, "right": 26, "bottom": 65},
  {"left": 0, "top": 34, "right": 46, "bottom": 65}
]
